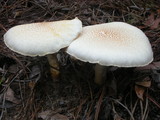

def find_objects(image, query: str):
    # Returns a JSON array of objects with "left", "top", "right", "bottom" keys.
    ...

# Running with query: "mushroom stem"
[
  {"left": 47, "top": 54, "right": 60, "bottom": 80},
  {"left": 94, "top": 64, "right": 107, "bottom": 85}
]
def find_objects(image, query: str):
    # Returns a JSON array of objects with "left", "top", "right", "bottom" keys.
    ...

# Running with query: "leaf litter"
[
  {"left": 38, "top": 110, "right": 69, "bottom": 120},
  {"left": 0, "top": 0, "right": 160, "bottom": 120}
]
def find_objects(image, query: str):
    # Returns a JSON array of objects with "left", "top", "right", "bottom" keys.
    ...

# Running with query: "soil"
[{"left": 0, "top": 0, "right": 160, "bottom": 120}]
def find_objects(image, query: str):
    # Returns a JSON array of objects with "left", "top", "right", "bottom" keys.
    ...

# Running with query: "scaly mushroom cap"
[
  {"left": 4, "top": 17, "right": 82, "bottom": 56},
  {"left": 67, "top": 22, "right": 153, "bottom": 67}
]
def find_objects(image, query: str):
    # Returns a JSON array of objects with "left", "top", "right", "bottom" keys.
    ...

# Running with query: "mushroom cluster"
[
  {"left": 66, "top": 22, "right": 153, "bottom": 84},
  {"left": 4, "top": 18, "right": 153, "bottom": 85}
]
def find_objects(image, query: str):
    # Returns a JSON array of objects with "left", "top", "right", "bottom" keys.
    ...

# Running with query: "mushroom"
[
  {"left": 66, "top": 22, "right": 153, "bottom": 85},
  {"left": 4, "top": 17, "right": 82, "bottom": 79}
]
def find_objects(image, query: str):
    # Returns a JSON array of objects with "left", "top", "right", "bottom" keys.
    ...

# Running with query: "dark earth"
[{"left": 0, "top": 0, "right": 160, "bottom": 120}]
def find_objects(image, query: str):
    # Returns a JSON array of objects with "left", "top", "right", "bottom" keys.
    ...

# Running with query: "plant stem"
[
  {"left": 94, "top": 64, "right": 107, "bottom": 85},
  {"left": 47, "top": 54, "right": 60, "bottom": 81}
]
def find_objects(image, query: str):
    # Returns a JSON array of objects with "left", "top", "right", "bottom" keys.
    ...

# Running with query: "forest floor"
[{"left": 0, "top": 0, "right": 160, "bottom": 120}]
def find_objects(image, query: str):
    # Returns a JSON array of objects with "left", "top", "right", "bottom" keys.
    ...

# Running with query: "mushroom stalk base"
[
  {"left": 47, "top": 54, "right": 60, "bottom": 80},
  {"left": 94, "top": 64, "right": 107, "bottom": 85}
]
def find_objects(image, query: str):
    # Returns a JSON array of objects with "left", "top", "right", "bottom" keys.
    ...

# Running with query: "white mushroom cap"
[
  {"left": 4, "top": 17, "right": 82, "bottom": 56},
  {"left": 67, "top": 22, "right": 153, "bottom": 67}
]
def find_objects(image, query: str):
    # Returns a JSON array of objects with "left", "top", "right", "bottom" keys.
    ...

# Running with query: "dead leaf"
[
  {"left": 157, "top": 9, "right": 160, "bottom": 14},
  {"left": 38, "top": 110, "right": 52, "bottom": 120},
  {"left": 5, "top": 87, "right": 20, "bottom": 104},
  {"left": 0, "top": 24, "right": 7, "bottom": 32},
  {"left": 135, "top": 77, "right": 151, "bottom": 88},
  {"left": 13, "top": 11, "right": 23, "bottom": 18},
  {"left": 38, "top": 110, "right": 69, "bottom": 120},
  {"left": 135, "top": 85, "right": 145, "bottom": 101},
  {"left": 136, "top": 81, "right": 151, "bottom": 88},
  {"left": 150, "top": 17, "right": 160, "bottom": 29},
  {"left": 29, "top": 81, "right": 36, "bottom": 89},
  {"left": 8, "top": 19, "right": 15, "bottom": 23},
  {"left": 144, "top": 12, "right": 160, "bottom": 29},
  {"left": 29, "top": 65, "right": 41, "bottom": 79},
  {"left": 51, "top": 113, "right": 69, "bottom": 120},
  {"left": 28, "top": 65, "right": 41, "bottom": 89},
  {"left": 114, "top": 114, "right": 124, "bottom": 120},
  {"left": 8, "top": 64, "right": 19, "bottom": 73},
  {"left": 144, "top": 12, "right": 155, "bottom": 26}
]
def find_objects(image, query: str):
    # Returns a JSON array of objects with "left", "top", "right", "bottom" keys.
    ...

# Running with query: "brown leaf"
[
  {"left": 29, "top": 65, "right": 41, "bottom": 79},
  {"left": 144, "top": 12, "right": 155, "bottom": 26},
  {"left": 150, "top": 17, "right": 160, "bottom": 29},
  {"left": 0, "top": 24, "right": 7, "bottom": 32},
  {"left": 50, "top": 114, "right": 69, "bottom": 120},
  {"left": 8, "top": 64, "right": 19, "bottom": 73},
  {"left": 135, "top": 85, "right": 145, "bottom": 101},
  {"left": 135, "top": 77, "right": 151, "bottom": 88},
  {"left": 5, "top": 87, "right": 20, "bottom": 104},
  {"left": 144, "top": 12, "right": 160, "bottom": 29},
  {"left": 13, "top": 11, "right": 23, "bottom": 18},
  {"left": 29, "top": 81, "right": 36, "bottom": 89},
  {"left": 113, "top": 114, "right": 124, "bottom": 120},
  {"left": 8, "top": 19, "right": 15, "bottom": 24},
  {"left": 135, "top": 81, "right": 151, "bottom": 88},
  {"left": 38, "top": 110, "right": 51, "bottom": 119},
  {"left": 28, "top": 65, "right": 41, "bottom": 89},
  {"left": 157, "top": 9, "right": 160, "bottom": 14},
  {"left": 38, "top": 110, "right": 69, "bottom": 120}
]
